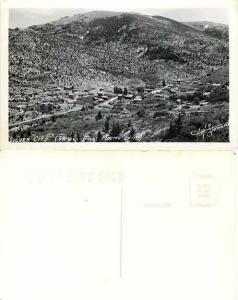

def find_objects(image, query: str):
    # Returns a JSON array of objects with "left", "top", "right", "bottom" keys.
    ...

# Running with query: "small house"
[
  {"left": 68, "top": 93, "right": 75, "bottom": 100},
  {"left": 68, "top": 100, "right": 77, "bottom": 104},
  {"left": 134, "top": 96, "right": 142, "bottom": 102},
  {"left": 124, "top": 94, "right": 133, "bottom": 100}
]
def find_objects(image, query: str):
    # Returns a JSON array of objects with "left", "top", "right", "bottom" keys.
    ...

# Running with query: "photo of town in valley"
[{"left": 9, "top": 8, "right": 229, "bottom": 142}]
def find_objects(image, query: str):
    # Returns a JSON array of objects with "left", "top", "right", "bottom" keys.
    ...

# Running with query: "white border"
[{"left": 1, "top": 0, "right": 238, "bottom": 151}]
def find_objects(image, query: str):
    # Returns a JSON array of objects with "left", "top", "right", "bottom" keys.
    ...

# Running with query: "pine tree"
[
  {"left": 26, "top": 127, "right": 31, "bottom": 138},
  {"left": 114, "top": 86, "right": 123, "bottom": 94},
  {"left": 96, "top": 130, "right": 103, "bottom": 142},
  {"left": 95, "top": 111, "right": 103, "bottom": 121},
  {"left": 12, "top": 131, "right": 17, "bottom": 140},
  {"left": 129, "top": 127, "right": 136, "bottom": 142},
  {"left": 70, "top": 132, "right": 74, "bottom": 142},
  {"left": 76, "top": 132, "right": 81, "bottom": 142},
  {"left": 110, "top": 122, "right": 121, "bottom": 137},
  {"left": 104, "top": 118, "right": 110, "bottom": 133}
]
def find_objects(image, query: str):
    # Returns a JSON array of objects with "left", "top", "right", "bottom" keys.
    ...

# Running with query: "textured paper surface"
[{"left": 0, "top": 151, "right": 236, "bottom": 300}]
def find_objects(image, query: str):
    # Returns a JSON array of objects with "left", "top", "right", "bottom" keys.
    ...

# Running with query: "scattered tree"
[
  {"left": 137, "top": 109, "right": 145, "bottom": 118},
  {"left": 51, "top": 115, "right": 56, "bottom": 122},
  {"left": 12, "top": 131, "right": 17, "bottom": 140},
  {"left": 110, "top": 122, "right": 121, "bottom": 137},
  {"left": 104, "top": 118, "right": 110, "bottom": 132},
  {"left": 70, "top": 132, "right": 74, "bottom": 142},
  {"left": 168, "top": 113, "right": 183, "bottom": 137},
  {"left": 96, "top": 130, "right": 103, "bottom": 142},
  {"left": 26, "top": 128, "right": 31, "bottom": 138},
  {"left": 137, "top": 86, "right": 144, "bottom": 93},
  {"left": 129, "top": 127, "right": 136, "bottom": 142},
  {"left": 194, "top": 96, "right": 200, "bottom": 105},
  {"left": 20, "top": 130, "right": 24, "bottom": 139},
  {"left": 76, "top": 132, "right": 81, "bottom": 142},
  {"left": 114, "top": 86, "right": 123, "bottom": 94},
  {"left": 95, "top": 111, "right": 103, "bottom": 121}
]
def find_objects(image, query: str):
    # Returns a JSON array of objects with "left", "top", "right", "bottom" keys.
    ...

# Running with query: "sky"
[{"left": 9, "top": 8, "right": 229, "bottom": 29}]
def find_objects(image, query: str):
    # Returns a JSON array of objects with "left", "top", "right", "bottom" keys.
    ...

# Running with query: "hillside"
[
  {"left": 185, "top": 21, "right": 228, "bottom": 30},
  {"left": 184, "top": 21, "right": 229, "bottom": 41},
  {"left": 9, "top": 11, "right": 229, "bottom": 89},
  {"left": 51, "top": 11, "right": 124, "bottom": 25}
]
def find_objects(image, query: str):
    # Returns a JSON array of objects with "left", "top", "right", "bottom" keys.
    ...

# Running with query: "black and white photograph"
[
  {"left": 1, "top": 2, "right": 238, "bottom": 300},
  {"left": 8, "top": 8, "right": 229, "bottom": 142}
]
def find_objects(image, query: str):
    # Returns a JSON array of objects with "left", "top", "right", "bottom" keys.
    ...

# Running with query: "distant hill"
[
  {"left": 152, "top": 15, "right": 201, "bottom": 33},
  {"left": 184, "top": 21, "right": 229, "bottom": 41},
  {"left": 185, "top": 21, "right": 228, "bottom": 30},
  {"left": 9, "top": 11, "right": 229, "bottom": 90},
  {"left": 51, "top": 11, "right": 124, "bottom": 25}
]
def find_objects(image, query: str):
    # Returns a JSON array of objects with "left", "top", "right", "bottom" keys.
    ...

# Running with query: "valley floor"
[{"left": 9, "top": 73, "right": 229, "bottom": 143}]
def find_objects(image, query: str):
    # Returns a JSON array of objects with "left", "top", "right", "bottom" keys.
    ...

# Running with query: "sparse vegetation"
[{"left": 8, "top": 11, "right": 229, "bottom": 142}]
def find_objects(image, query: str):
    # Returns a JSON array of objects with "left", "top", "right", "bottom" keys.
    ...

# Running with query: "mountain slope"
[
  {"left": 185, "top": 21, "right": 228, "bottom": 30},
  {"left": 184, "top": 21, "right": 229, "bottom": 41},
  {"left": 51, "top": 10, "right": 124, "bottom": 25},
  {"left": 9, "top": 11, "right": 229, "bottom": 91}
]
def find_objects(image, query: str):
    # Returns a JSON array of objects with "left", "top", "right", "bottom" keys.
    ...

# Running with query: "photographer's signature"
[{"left": 191, "top": 122, "right": 229, "bottom": 140}]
